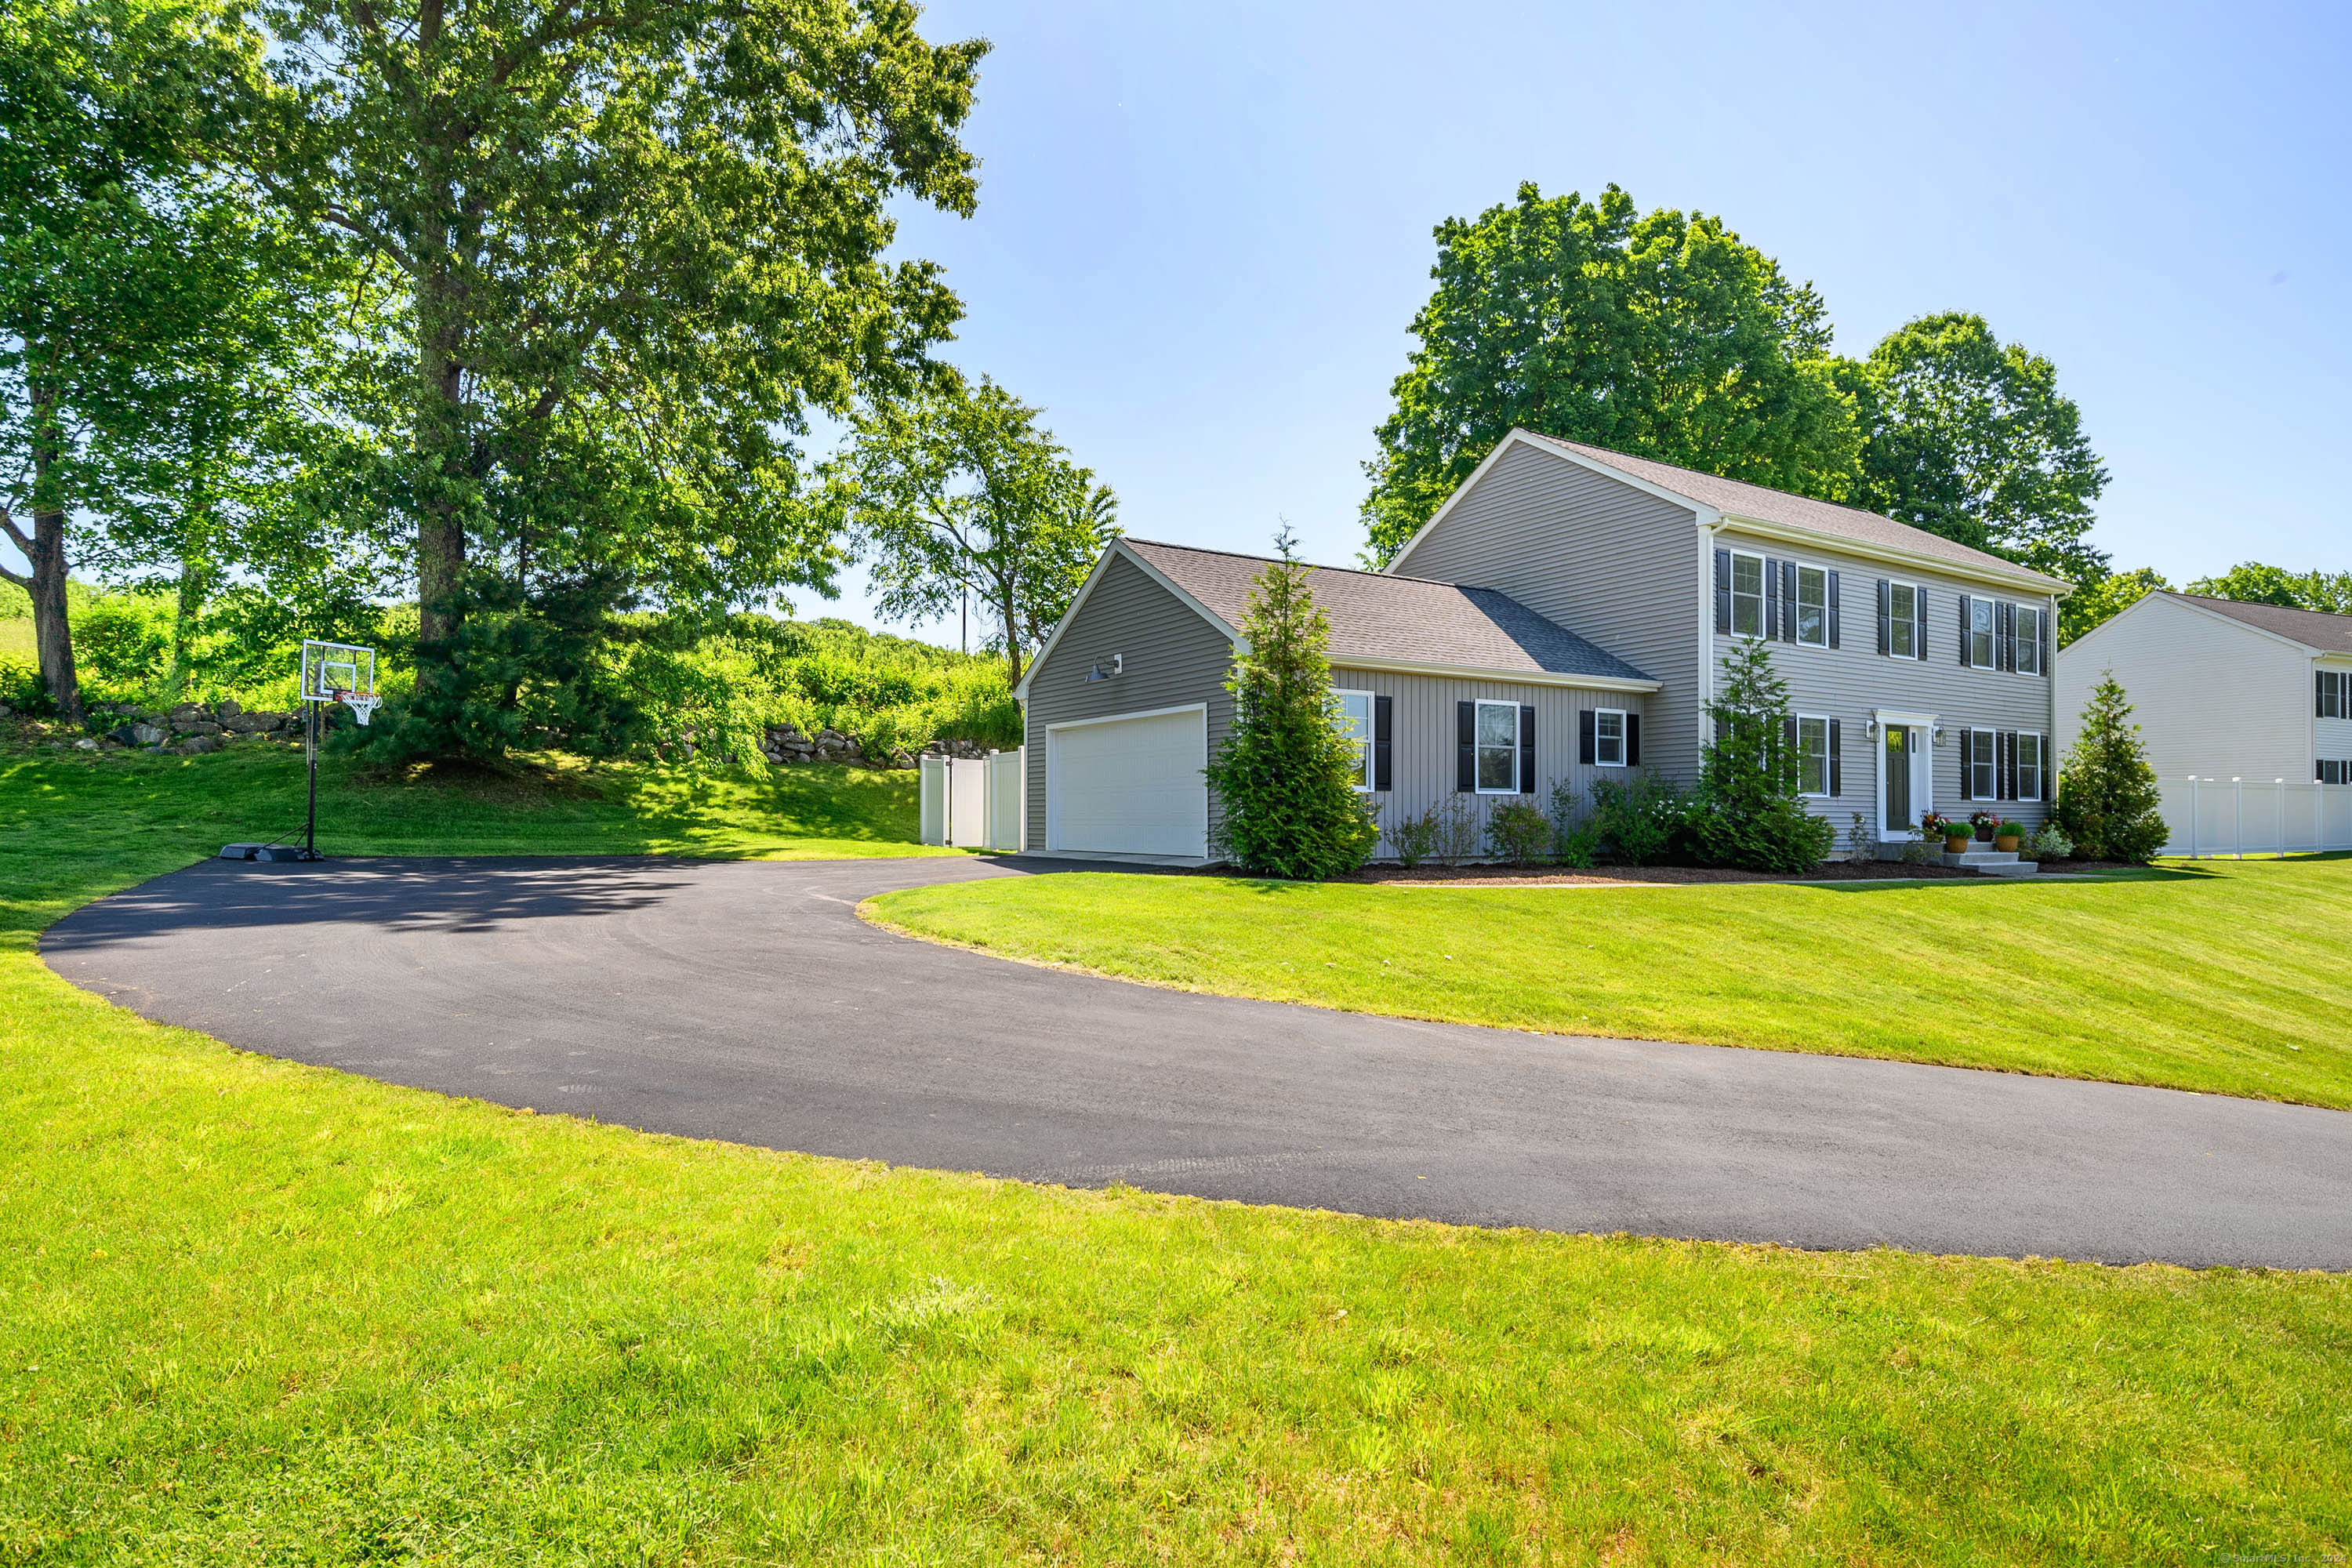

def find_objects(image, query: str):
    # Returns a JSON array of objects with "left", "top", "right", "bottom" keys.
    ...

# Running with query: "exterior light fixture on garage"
[{"left": 1083, "top": 655, "right": 1124, "bottom": 683}]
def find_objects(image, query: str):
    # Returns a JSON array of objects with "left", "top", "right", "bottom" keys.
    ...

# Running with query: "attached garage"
[{"left": 1046, "top": 705, "right": 1209, "bottom": 858}]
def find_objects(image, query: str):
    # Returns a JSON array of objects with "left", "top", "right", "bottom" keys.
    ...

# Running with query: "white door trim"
[
  {"left": 1872, "top": 708, "right": 1937, "bottom": 842},
  {"left": 1044, "top": 702, "right": 1210, "bottom": 856}
]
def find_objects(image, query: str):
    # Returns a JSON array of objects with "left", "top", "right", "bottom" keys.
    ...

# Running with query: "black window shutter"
[
  {"left": 1373, "top": 695, "right": 1392, "bottom": 792},
  {"left": 1828, "top": 570, "right": 1841, "bottom": 648},
  {"left": 1764, "top": 557, "right": 1780, "bottom": 641},
  {"left": 1828, "top": 718, "right": 1842, "bottom": 797},
  {"left": 1782, "top": 561, "right": 1798, "bottom": 642},
  {"left": 2038, "top": 608, "right": 2050, "bottom": 677},
  {"left": 1958, "top": 728, "right": 1973, "bottom": 800},
  {"left": 1915, "top": 589, "right": 1929, "bottom": 662},
  {"left": 2042, "top": 742, "right": 2052, "bottom": 804},
  {"left": 1518, "top": 703, "right": 1537, "bottom": 794},
  {"left": 2321, "top": 672, "right": 2328, "bottom": 719},
  {"left": 1626, "top": 713, "right": 1641, "bottom": 766},
  {"left": 1958, "top": 593, "right": 1972, "bottom": 666},
  {"left": 2000, "top": 731, "right": 2016, "bottom": 800},
  {"left": 1578, "top": 708, "right": 1596, "bottom": 765},
  {"left": 1457, "top": 700, "right": 1475, "bottom": 793},
  {"left": 1782, "top": 715, "right": 1797, "bottom": 779},
  {"left": 1876, "top": 579, "right": 1891, "bottom": 655},
  {"left": 1714, "top": 549, "right": 1731, "bottom": 633}
]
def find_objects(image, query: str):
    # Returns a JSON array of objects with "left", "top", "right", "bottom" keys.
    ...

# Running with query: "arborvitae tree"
[
  {"left": 2053, "top": 672, "right": 2168, "bottom": 862},
  {"left": 1203, "top": 529, "right": 1378, "bottom": 880},
  {"left": 1690, "top": 637, "right": 1833, "bottom": 871}
]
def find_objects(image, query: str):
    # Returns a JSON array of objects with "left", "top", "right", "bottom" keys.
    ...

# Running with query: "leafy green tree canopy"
[
  {"left": 1844, "top": 312, "right": 2109, "bottom": 582},
  {"left": 2183, "top": 562, "right": 2352, "bottom": 616},
  {"left": 1204, "top": 529, "right": 1379, "bottom": 880},
  {"left": 1361, "top": 183, "right": 1861, "bottom": 563},
  {"left": 223, "top": 0, "right": 989, "bottom": 649},
  {"left": 2059, "top": 566, "right": 2168, "bottom": 647},
  {"left": 830, "top": 376, "right": 1118, "bottom": 684},
  {"left": 2053, "top": 672, "right": 2168, "bottom": 863}
]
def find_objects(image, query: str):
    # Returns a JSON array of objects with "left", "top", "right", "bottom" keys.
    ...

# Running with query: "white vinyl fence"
[
  {"left": 918, "top": 749, "right": 1025, "bottom": 851},
  {"left": 2160, "top": 777, "right": 2352, "bottom": 858}
]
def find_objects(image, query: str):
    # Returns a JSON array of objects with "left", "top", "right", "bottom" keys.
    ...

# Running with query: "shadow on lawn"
[{"left": 1806, "top": 865, "right": 2212, "bottom": 894}]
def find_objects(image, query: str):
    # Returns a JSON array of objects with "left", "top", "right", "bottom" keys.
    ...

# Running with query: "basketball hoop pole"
[{"left": 303, "top": 696, "right": 321, "bottom": 861}]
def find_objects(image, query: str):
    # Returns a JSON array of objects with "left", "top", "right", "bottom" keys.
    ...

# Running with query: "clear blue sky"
[{"left": 820, "top": 0, "right": 2350, "bottom": 643}]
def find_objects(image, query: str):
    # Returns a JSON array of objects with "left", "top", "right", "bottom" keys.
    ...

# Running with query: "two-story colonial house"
[{"left": 1012, "top": 430, "right": 2068, "bottom": 862}]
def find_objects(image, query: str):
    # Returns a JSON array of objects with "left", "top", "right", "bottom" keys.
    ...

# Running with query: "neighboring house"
[
  {"left": 2056, "top": 591, "right": 2352, "bottom": 786},
  {"left": 1013, "top": 430, "right": 2069, "bottom": 862}
]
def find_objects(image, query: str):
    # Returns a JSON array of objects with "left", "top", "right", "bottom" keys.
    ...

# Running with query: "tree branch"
[{"left": 0, "top": 502, "right": 30, "bottom": 559}]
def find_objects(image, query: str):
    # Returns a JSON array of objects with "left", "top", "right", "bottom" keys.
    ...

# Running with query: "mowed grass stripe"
[{"left": 869, "top": 860, "right": 2352, "bottom": 1107}]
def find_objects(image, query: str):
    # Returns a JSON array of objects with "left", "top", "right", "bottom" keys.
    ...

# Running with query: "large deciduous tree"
[
  {"left": 831, "top": 376, "right": 1117, "bottom": 684},
  {"left": 1843, "top": 312, "right": 2109, "bottom": 583},
  {"left": 0, "top": 0, "right": 252, "bottom": 723},
  {"left": 1360, "top": 183, "right": 1862, "bottom": 564},
  {"left": 224, "top": 0, "right": 987, "bottom": 663}
]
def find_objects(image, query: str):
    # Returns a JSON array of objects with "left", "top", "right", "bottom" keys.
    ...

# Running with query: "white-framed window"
[
  {"left": 1474, "top": 699, "right": 1519, "bottom": 794},
  {"left": 2016, "top": 731, "right": 2044, "bottom": 800},
  {"left": 1730, "top": 551, "right": 1766, "bottom": 637},
  {"left": 2014, "top": 606, "right": 2045, "bottom": 674},
  {"left": 1889, "top": 583, "right": 1920, "bottom": 659},
  {"left": 1967, "top": 728, "right": 1998, "bottom": 798},
  {"left": 1968, "top": 598, "right": 1996, "bottom": 669},
  {"left": 1595, "top": 708, "right": 1627, "bottom": 767},
  {"left": 1796, "top": 714, "right": 1830, "bottom": 797},
  {"left": 1333, "top": 688, "right": 1373, "bottom": 791},
  {"left": 1795, "top": 565, "right": 1828, "bottom": 647},
  {"left": 2321, "top": 670, "right": 2350, "bottom": 720}
]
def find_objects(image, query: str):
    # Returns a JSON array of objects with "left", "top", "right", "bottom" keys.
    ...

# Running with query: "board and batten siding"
[
  {"left": 1710, "top": 527, "right": 2060, "bottom": 839},
  {"left": 2056, "top": 593, "right": 2316, "bottom": 783},
  {"left": 1022, "top": 552, "right": 1236, "bottom": 851},
  {"left": 1390, "top": 441, "right": 1701, "bottom": 780},
  {"left": 1331, "top": 666, "right": 1647, "bottom": 856}
]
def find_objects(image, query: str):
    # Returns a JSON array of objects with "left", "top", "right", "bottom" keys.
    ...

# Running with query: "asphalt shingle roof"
[
  {"left": 1122, "top": 539, "right": 1654, "bottom": 684},
  {"left": 1523, "top": 432, "right": 2063, "bottom": 585},
  {"left": 2172, "top": 592, "right": 2352, "bottom": 655}
]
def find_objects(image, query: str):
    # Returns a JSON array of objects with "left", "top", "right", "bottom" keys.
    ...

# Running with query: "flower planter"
[
  {"left": 1994, "top": 833, "right": 2020, "bottom": 853},
  {"left": 1943, "top": 835, "right": 1972, "bottom": 855}
]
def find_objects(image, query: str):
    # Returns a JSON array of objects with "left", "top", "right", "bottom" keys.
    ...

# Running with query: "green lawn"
[
  {"left": 3, "top": 742, "right": 2348, "bottom": 1562},
  {"left": 868, "top": 861, "right": 2352, "bottom": 1110}
]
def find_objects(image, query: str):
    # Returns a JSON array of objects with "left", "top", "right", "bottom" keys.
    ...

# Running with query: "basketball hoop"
[{"left": 340, "top": 691, "right": 379, "bottom": 726}]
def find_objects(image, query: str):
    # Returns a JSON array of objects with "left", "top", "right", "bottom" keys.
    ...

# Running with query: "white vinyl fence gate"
[
  {"left": 918, "top": 749, "right": 1024, "bottom": 851},
  {"left": 2159, "top": 777, "right": 2352, "bottom": 858}
]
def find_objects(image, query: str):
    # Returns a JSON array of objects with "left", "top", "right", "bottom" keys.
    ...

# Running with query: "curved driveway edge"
[{"left": 41, "top": 853, "right": 2352, "bottom": 1271}]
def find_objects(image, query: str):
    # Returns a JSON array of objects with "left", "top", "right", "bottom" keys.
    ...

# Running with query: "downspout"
[{"left": 1697, "top": 517, "right": 1722, "bottom": 771}]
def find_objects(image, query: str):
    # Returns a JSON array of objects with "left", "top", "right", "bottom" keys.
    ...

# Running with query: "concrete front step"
[{"left": 1942, "top": 848, "right": 2038, "bottom": 877}]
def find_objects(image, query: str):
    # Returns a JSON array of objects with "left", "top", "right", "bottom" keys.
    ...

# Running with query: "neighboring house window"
[
  {"left": 1595, "top": 709, "right": 1627, "bottom": 767},
  {"left": 2016, "top": 732, "right": 2044, "bottom": 800},
  {"left": 1333, "top": 688, "right": 1373, "bottom": 791},
  {"left": 2324, "top": 760, "right": 2350, "bottom": 785},
  {"left": 1887, "top": 583, "right": 1920, "bottom": 659},
  {"left": 1967, "top": 597, "right": 1996, "bottom": 669},
  {"left": 2014, "top": 606, "right": 2045, "bottom": 674},
  {"left": 1795, "top": 566, "right": 1828, "bottom": 647},
  {"left": 1730, "top": 552, "right": 1765, "bottom": 637},
  {"left": 1474, "top": 699, "right": 1519, "bottom": 793},
  {"left": 1967, "top": 729, "right": 1998, "bottom": 799},
  {"left": 2321, "top": 670, "right": 2350, "bottom": 719},
  {"left": 1795, "top": 715, "right": 1829, "bottom": 797}
]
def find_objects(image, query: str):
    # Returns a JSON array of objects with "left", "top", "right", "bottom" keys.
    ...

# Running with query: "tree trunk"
[
  {"left": 25, "top": 381, "right": 83, "bottom": 724},
  {"left": 415, "top": 276, "right": 468, "bottom": 648},
  {"left": 996, "top": 577, "right": 1022, "bottom": 687}
]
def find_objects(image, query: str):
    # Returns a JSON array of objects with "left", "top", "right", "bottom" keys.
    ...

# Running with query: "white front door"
[{"left": 1046, "top": 706, "right": 1209, "bottom": 857}]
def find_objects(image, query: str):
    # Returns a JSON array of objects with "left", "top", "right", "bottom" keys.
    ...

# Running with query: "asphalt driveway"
[{"left": 42, "top": 853, "right": 2352, "bottom": 1269}]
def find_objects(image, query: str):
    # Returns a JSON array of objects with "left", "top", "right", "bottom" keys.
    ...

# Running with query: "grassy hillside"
[
  {"left": 0, "top": 739, "right": 2347, "bottom": 1561},
  {"left": 868, "top": 862, "right": 2352, "bottom": 1108}
]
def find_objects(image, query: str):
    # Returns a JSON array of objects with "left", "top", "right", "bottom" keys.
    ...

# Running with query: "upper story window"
[
  {"left": 1795, "top": 566, "right": 1828, "bottom": 647},
  {"left": 2014, "top": 606, "right": 2045, "bottom": 674},
  {"left": 1887, "top": 583, "right": 1921, "bottom": 659},
  {"left": 1730, "top": 552, "right": 1765, "bottom": 637},
  {"left": 1967, "top": 597, "right": 1997, "bottom": 669},
  {"left": 2321, "top": 670, "right": 2350, "bottom": 720},
  {"left": 1333, "top": 688, "right": 1373, "bottom": 790}
]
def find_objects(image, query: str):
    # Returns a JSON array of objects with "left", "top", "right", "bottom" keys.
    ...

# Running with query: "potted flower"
[
  {"left": 1921, "top": 812, "right": 1970, "bottom": 855},
  {"left": 1995, "top": 819, "right": 2026, "bottom": 853},
  {"left": 1969, "top": 809, "right": 2000, "bottom": 843}
]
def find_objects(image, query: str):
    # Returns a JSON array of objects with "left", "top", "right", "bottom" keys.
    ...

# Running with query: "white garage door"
[{"left": 1048, "top": 706, "right": 1209, "bottom": 857}]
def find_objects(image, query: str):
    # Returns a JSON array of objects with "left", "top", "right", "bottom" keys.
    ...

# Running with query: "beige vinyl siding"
[
  {"left": 1334, "top": 666, "right": 1646, "bottom": 857},
  {"left": 1390, "top": 441, "right": 1700, "bottom": 782},
  {"left": 1022, "top": 553, "right": 1236, "bottom": 851},
  {"left": 2057, "top": 594, "right": 2315, "bottom": 783},
  {"left": 1711, "top": 528, "right": 2059, "bottom": 840}
]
